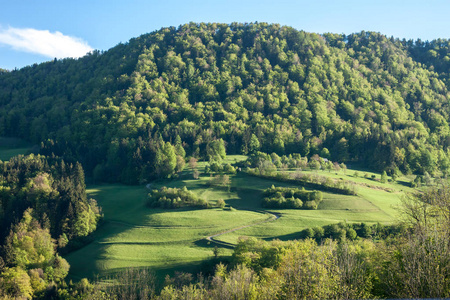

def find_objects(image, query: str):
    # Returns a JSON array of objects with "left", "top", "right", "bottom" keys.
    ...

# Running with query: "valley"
[
  {"left": 65, "top": 155, "right": 407, "bottom": 281},
  {"left": 1, "top": 21, "right": 450, "bottom": 298}
]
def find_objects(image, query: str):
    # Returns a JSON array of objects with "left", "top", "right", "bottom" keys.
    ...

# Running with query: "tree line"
[
  {"left": 0, "top": 154, "right": 101, "bottom": 299},
  {"left": 1, "top": 23, "right": 450, "bottom": 182},
  {"left": 24, "top": 185, "right": 450, "bottom": 299},
  {"left": 262, "top": 186, "right": 323, "bottom": 209}
]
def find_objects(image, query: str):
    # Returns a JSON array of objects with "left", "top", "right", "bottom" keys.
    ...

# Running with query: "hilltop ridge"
[{"left": 1, "top": 22, "right": 450, "bottom": 182}]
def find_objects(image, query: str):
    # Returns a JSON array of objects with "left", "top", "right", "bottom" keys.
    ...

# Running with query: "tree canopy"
[
  {"left": 0, "top": 155, "right": 100, "bottom": 299},
  {"left": 2, "top": 23, "right": 450, "bottom": 182}
]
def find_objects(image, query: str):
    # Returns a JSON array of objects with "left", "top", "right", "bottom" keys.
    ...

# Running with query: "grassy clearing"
[
  {"left": 0, "top": 137, "right": 33, "bottom": 161},
  {"left": 210, "top": 157, "right": 406, "bottom": 245},
  {"left": 66, "top": 155, "right": 409, "bottom": 281},
  {"left": 65, "top": 183, "right": 266, "bottom": 280}
]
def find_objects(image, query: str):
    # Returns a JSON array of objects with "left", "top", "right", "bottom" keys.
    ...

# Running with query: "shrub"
[
  {"left": 209, "top": 175, "right": 231, "bottom": 188},
  {"left": 193, "top": 169, "right": 200, "bottom": 179},
  {"left": 346, "top": 228, "right": 357, "bottom": 240},
  {"left": 210, "top": 161, "right": 221, "bottom": 173},
  {"left": 223, "top": 164, "right": 236, "bottom": 174},
  {"left": 216, "top": 199, "right": 226, "bottom": 209},
  {"left": 313, "top": 227, "right": 325, "bottom": 239},
  {"left": 262, "top": 186, "right": 321, "bottom": 209},
  {"left": 147, "top": 187, "right": 209, "bottom": 209},
  {"left": 304, "top": 201, "right": 318, "bottom": 210},
  {"left": 309, "top": 191, "right": 323, "bottom": 202},
  {"left": 247, "top": 161, "right": 357, "bottom": 196},
  {"left": 380, "top": 171, "right": 388, "bottom": 183},
  {"left": 301, "top": 227, "right": 315, "bottom": 239},
  {"left": 299, "top": 222, "right": 406, "bottom": 243}
]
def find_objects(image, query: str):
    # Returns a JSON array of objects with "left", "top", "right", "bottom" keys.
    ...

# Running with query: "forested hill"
[{"left": 1, "top": 22, "right": 450, "bottom": 183}]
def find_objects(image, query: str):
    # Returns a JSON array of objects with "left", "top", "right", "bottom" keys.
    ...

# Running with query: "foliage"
[
  {"left": 0, "top": 154, "right": 99, "bottom": 299},
  {"left": 208, "top": 174, "right": 231, "bottom": 190},
  {"left": 104, "top": 268, "right": 156, "bottom": 300},
  {"left": 147, "top": 186, "right": 211, "bottom": 208},
  {"left": 378, "top": 229, "right": 450, "bottom": 298},
  {"left": 244, "top": 151, "right": 357, "bottom": 194},
  {"left": 205, "top": 161, "right": 236, "bottom": 175},
  {"left": 247, "top": 167, "right": 356, "bottom": 195},
  {"left": 60, "top": 180, "right": 450, "bottom": 299},
  {"left": 153, "top": 237, "right": 374, "bottom": 299},
  {"left": 206, "top": 139, "right": 227, "bottom": 162},
  {"left": 299, "top": 221, "right": 407, "bottom": 242},
  {"left": 380, "top": 171, "right": 388, "bottom": 183},
  {"left": 0, "top": 154, "right": 101, "bottom": 244},
  {"left": 0, "top": 209, "right": 70, "bottom": 299},
  {"left": 262, "top": 186, "right": 322, "bottom": 209},
  {"left": 2, "top": 23, "right": 450, "bottom": 183}
]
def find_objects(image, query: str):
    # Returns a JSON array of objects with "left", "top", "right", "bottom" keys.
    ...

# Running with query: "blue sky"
[{"left": 1, "top": 0, "right": 449, "bottom": 70}]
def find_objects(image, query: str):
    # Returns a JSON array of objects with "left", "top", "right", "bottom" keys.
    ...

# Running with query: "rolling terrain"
[
  {"left": 2, "top": 23, "right": 450, "bottom": 183},
  {"left": 65, "top": 155, "right": 407, "bottom": 280},
  {"left": 2, "top": 22, "right": 450, "bottom": 298}
]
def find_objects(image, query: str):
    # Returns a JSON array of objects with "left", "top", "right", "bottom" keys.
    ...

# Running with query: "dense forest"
[
  {"left": 0, "top": 154, "right": 101, "bottom": 298},
  {"left": 0, "top": 155, "right": 100, "bottom": 243},
  {"left": 3, "top": 22, "right": 450, "bottom": 298},
  {"left": 2, "top": 23, "right": 450, "bottom": 182}
]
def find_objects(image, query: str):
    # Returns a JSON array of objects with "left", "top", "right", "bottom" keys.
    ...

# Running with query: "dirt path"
[
  {"left": 145, "top": 183, "right": 281, "bottom": 248},
  {"left": 205, "top": 210, "right": 281, "bottom": 247}
]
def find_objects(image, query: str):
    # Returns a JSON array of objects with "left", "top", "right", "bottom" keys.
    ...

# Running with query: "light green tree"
[
  {"left": 248, "top": 134, "right": 261, "bottom": 154},
  {"left": 380, "top": 171, "right": 387, "bottom": 183}
]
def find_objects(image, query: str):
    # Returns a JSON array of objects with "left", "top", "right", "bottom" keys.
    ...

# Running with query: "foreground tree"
[
  {"left": 1, "top": 209, "right": 70, "bottom": 299},
  {"left": 381, "top": 185, "right": 450, "bottom": 298}
]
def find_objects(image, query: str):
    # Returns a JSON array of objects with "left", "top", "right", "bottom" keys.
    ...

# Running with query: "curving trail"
[
  {"left": 205, "top": 210, "right": 281, "bottom": 247},
  {"left": 145, "top": 183, "right": 282, "bottom": 248}
]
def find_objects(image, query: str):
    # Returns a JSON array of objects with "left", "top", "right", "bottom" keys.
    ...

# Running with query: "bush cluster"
[
  {"left": 299, "top": 222, "right": 408, "bottom": 241},
  {"left": 248, "top": 168, "right": 356, "bottom": 195},
  {"left": 147, "top": 187, "right": 209, "bottom": 209},
  {"left": 246, "top": 152, "right": 346, "bottom": 173},
  {"left": 262, "top": 186, "right": 322, "bottom": 209},
  {"left": 205, "top": 162, "right": 236, "bottom": 175}
]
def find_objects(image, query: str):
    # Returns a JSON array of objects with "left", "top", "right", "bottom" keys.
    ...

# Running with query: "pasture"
[
  {"left": 65, "top": 183, "right": 268, "bottom": 280},
  {"left": 66, "top": 156, "right": 408, "bottom": 281},
  {"left": 0, "top": 137, "right": 33, "bottom": 161}
]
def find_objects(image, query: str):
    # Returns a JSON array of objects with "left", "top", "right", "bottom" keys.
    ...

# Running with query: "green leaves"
[
  {"left": 1, "top": 209, "right": 70, "bottom": 298},
  {"left": 2, "top": 23, "right": 450, "bottom": 182}
]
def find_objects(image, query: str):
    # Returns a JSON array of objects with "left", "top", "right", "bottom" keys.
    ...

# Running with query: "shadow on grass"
[
  {"left": 65, "top": 221, "right": 228, "bottom": 284},
  {"left": 67, "top": 183, "right": 240, "bottom": 284},
  {"left": 87, "top": 256, "right": 230, "bottom": 290},
  {"left": 194, "top": 238, "right": 234, "bottom": 250},
  {"left": 67, "top": 174, "right": 290, "bottom": 284},
  {"left": 263, "top": 231, "right": 302, "bottom": 242},
  {"left": 396, "top": 180, "right": 412, "bottom": 188},
  {"left": 225, "top": 196, "right": 251, "bottom": 209}
]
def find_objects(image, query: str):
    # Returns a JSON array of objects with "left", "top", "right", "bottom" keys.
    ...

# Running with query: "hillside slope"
[{"left": 1, "top": 22, "right": 450, "bottom": 182}]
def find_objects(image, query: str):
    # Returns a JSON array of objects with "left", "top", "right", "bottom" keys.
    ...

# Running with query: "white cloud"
[{"left": 0, "top": 26, "right": 93, "bottom": 59}]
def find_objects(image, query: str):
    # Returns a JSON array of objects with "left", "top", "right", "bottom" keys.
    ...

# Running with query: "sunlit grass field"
[
  {"left": 65, "top": 183, "right": 267, "bottom": 280},
  {"left": 65, "top": 155, "right": 409, "bottom": 281}
]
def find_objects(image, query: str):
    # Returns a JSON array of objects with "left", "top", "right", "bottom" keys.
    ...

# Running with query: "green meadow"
[
  {"left": 0, "top": 137, "right": 33, "bottom": 161},
  {"left": 65, "top": 182, "right": 268, "bottom": 280},
  {"left": 65, "top": 155, "right": 409, "bottom": 281}
]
